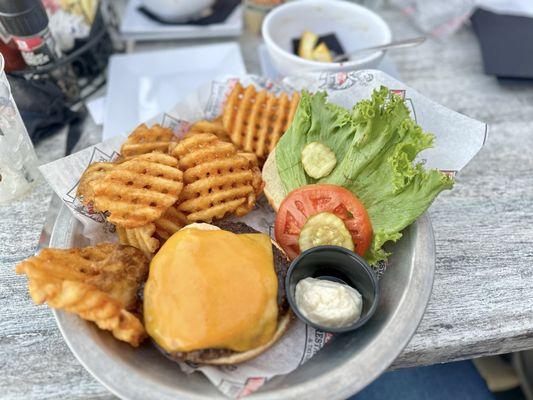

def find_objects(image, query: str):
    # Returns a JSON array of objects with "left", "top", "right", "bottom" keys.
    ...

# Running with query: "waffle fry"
[
  {"left": 188, "top": 117, "right": 230, "bottom": 142},
  {"left": 97, "top": 309, "right": 146, "bottom": 346},
  {"left": 116, "top": 206, "right": 190, "bottom": 253},
  {"left": 91, "top": 152, "right": 184, "bottom": 228},
  {"left": 116, "top": 223, "right": 160, "bottom": 255},
  {"left": 77, "top": 162, "right": 115, "bottom": 205},
  {"left": 16, "top": 243, "right": 149, "bottom": 347},
  {"left": 186, "top": 120, "right": 263, "bottom": 196},
  {"left": 171, "top": 133, "right": 263, "bottom": 222},
  {"left": 154, "top": 205, "right": 189, "bottom": 242},
  {"left": 120, "top": 124, "right": 178, "bottom": 158},
  {"left": 237, "top": 152, "right": 264, "bottom": 196},
  {"left": 222, "top": 82, "right": 300, "bottom": 161}
]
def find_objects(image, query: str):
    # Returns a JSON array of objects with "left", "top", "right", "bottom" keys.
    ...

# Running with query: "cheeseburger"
[{"left": 143, "top": 221, "right": 292, "bottom": 364}]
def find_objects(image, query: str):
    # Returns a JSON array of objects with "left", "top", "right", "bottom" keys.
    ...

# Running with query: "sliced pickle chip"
[
  {"left": 298, "top": 212, "right": 354, "bottom": 252},
  {"left": 301, "top": 141, "right": 337, "bottom": 179}
]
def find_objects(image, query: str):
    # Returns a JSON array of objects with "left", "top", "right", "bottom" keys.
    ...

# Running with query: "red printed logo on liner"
[{"left": 390, "top": 89, "right": 406, "bottom": 99}]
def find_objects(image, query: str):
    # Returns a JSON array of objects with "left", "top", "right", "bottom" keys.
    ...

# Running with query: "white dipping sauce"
[{"left": 295, "top": 277, "right": 363, "bottom": 328}]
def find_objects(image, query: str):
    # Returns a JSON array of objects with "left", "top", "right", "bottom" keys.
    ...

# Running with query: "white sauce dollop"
[{"left": 295, "top": 277, "right": 363, "bottom": 328}]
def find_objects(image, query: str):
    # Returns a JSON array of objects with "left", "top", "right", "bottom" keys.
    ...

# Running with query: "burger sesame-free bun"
[
  {"left": 262, "top": 148, "right": 286, "bottom": 212},
  {"left": 180, "top": 222, "right": 221, "bottom": 231},
  {"left": 166, "top": 221, "right": 293, "bottom": 365}
]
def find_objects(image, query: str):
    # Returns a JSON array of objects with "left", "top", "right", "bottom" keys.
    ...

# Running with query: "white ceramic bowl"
[
  {"left": 140, "top": 0, "right": 216, "bottom": 21},
  {"left": 262, "top": 0, "right": 392, "bottom": 76}
]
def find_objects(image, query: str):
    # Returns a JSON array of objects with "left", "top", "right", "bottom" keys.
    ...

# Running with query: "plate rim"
[{"left": 50, "top": 204, "right": 435, "bottom": 399}]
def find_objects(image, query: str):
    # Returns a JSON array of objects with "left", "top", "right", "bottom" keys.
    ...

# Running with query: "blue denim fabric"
[{"left": 351, "top": 361, "right": 496, "bottom": 400}]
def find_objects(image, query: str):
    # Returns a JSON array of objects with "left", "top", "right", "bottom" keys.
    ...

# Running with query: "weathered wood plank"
[
  {"left": 387, "top": 12, "right": 533, "bottom": 367},
  {"left": 1, "top": 6, "right": 532, "bottom": 399}
]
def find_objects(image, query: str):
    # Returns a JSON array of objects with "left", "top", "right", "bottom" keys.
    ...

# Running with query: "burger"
[{"left": 142, "top": 221, "right": 292, "bottom": 365}]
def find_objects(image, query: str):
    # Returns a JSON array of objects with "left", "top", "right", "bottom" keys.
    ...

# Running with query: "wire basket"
[{"left": 8, "top": 1, "right": 122, "bottom": 107}]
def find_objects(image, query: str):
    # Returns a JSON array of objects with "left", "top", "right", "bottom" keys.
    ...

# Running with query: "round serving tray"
[{"left": 50, "top": 205, "right": 435, "bottom": 399}]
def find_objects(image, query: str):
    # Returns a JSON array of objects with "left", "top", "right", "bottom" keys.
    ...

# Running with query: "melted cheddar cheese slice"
[{"left": 143, "top": 228, "right": 278, "bottom": 353}]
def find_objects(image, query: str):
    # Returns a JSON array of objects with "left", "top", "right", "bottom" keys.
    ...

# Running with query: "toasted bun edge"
[{"left": 262, "top": 148, "right": 285, "bottom": 212}]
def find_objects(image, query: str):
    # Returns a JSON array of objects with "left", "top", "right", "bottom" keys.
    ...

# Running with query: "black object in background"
[
  {"left": 471, "top": 8, "right": 533, "bottom": 80},
  {"left": 8, "top": 3, "right": 117, "bottom": 105},
  {"left": 7, "top": 74, "right": 82, "bottom": 145},
  {"left": 0, "top": 0, "right": 48, "bottom": 37},
  {"left": 138, "top": 0, "right": 241, "bottom": 25},
  {"left": 67, "top": 5, "right": 115, "bottom": 80},
  {"left": 291, "top": 33, "right": 348, "bottom": 61},
  {"left": 5, "top": 3, "right": 118, "bottom": 149}
]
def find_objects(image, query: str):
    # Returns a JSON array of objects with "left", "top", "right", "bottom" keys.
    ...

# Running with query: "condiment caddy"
[{"left": 0, "top": 0, "right": 119, "bottom": 107}]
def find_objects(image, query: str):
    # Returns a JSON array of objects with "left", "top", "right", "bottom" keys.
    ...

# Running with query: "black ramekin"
[{"left": 285, "top": 245, "right": 380, "bottom": 333}]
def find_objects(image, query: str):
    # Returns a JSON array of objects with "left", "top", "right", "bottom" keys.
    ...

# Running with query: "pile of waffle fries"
[
  {"left": 16, "top": 83, "right": 301, "bottom": 346},
  {"left": 77, "top": 83, "right": 300, "bottom": 257}
]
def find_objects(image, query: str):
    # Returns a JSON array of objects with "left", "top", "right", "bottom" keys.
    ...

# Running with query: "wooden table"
[{"left": 1, "top": 7, "right": 532, "bottom": 399}]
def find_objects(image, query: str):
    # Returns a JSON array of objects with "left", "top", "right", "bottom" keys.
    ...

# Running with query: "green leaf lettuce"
[{"left": 276, "top": 86, "right": 454, "bottom": 265}]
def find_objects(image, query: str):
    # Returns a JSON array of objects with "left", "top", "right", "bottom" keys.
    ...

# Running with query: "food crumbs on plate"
[{"left": 295, "top": 277, "right": 363, "bottom": 328}]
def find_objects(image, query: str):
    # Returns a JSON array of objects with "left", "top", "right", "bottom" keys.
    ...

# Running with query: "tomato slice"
[{"left": 274, "top": 184, "right": 373, "bottom": 259}]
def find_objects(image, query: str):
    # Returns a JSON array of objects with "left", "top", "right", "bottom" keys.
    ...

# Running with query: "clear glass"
[{"left": 0, "top": 53, "right": 41, "bottom": 204}]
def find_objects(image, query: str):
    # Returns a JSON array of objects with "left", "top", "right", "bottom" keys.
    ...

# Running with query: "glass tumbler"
[{"left": 0, "top": 53, "right": 41, "bottom": 204}]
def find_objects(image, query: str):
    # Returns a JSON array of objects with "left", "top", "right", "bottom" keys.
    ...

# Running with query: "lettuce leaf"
[{"left": 276, "top": 87, "right": 454, "bottom": 265}]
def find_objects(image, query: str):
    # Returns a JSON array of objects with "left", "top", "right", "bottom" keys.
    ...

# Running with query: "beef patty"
[{"left": 152, "top": 221, "right": 291, "bottom": 364}]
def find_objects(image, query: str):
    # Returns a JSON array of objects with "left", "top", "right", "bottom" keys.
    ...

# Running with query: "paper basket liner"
[{"left": 39, "top": 70, "right": 487, "bottom": 398}]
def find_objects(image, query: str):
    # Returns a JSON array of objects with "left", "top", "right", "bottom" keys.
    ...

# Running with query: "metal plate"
[{"left": 50, "top": 205, "right": 435, "bottom": 399}]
